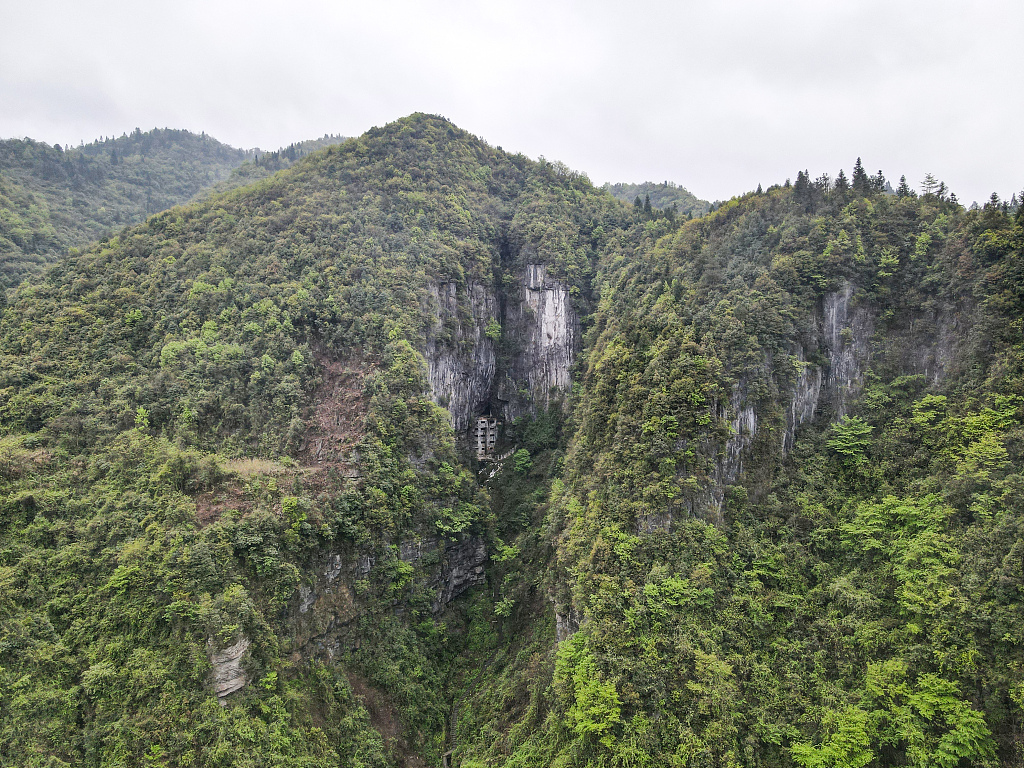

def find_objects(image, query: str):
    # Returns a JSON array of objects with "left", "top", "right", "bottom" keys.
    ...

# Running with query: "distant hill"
[
  {"left": 208, "top": 133, "right": 349, "bottom": 195},
  {"left": 0, "top": 128, "right": 249, "bottom": 291},
  {"left": 604, "top": 180, "right": 709, "bottom": 216},
  {"left": 0, "top": 129, "right": 350, "bottom": 293}
]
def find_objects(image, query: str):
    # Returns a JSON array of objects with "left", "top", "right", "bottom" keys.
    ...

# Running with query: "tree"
[
  {"left": 827, "top": 415, "right": 872, "bottom": 467},
  {"left": 920, "top": 173, "right": 940, "bottom": 196},
  {"left": 794, "top": 170, "right": 811, "bottom": 210},
  {"left": 852, "top": 157, "right": 871, "bottom": 196},
  {"left": 897, "top": 175, "right": 913, "bottom": 198},
  {"left": 834, "top": 169, "right": 850, "bottom": 196}
]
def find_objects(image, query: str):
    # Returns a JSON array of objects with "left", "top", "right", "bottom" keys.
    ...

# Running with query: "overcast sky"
[{"left": 1, "top": 0, "right": 1021, "bottom": 205}]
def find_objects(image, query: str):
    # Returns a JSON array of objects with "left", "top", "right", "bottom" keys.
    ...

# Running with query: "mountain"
[
  {"left": 0, "top": 128, "right": 251, "bottom": 292},
  {"left": 0, "top": 113, "right": 638, "bottom": 766},
  {"left": 469, "top": 182, "right": 1024, "bottom": 767},
  {"left": 1, "top": 114, "right": 1023, "bottom": 767},
  {"left": 604, "top": 179, "right": 710, "bottom": 217},
  {"left": 0, "top": 129, "right": 350, "bottom": 294},
  {"left": 207, "top": 133, "right": 350, "bottom": 195}
]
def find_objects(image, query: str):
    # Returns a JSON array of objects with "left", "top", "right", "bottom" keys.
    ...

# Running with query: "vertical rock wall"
[
  {"left": 423, "top": 263, "right": 580, "bottom": 431},
  {"left": 823, "top": 282, "right": 874, "bottom": 419},
  {"left": 499, "top": 264, "right": 580, "bottom": 422},
  {"left": 424, "top": 281, "right": 498, "bottom": 433}
]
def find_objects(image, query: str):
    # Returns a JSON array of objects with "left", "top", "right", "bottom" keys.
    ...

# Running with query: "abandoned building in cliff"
[{"left": 475, "top": 415, "right": 500, "bottom": 460}]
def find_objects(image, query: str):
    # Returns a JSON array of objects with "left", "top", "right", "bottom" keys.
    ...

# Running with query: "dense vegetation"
[
  {"left": 2, "top": 114, "right": 1024, "bottom": 767},
  {"left": 454, "top": 176, "right": 1024, "bottom": 767},
  {"left": 207, "top": 134, "right": 349, "bottom": 196},
  {"left": 0, "top": 129, "right": 252, "bottom": 292},
  {"left": 603, "top": 180, "right": 709, "bottom": 218},
  {"left": 0, "top": 114, "right": 632, "bottom": 766},
  {"left": 0, "top": 130, "right": 350, "bottom": 295}
]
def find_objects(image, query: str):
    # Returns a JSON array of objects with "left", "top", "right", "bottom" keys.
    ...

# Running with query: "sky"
[{"left": 1, "top": 0, "right": 1021, "bottom": 205}]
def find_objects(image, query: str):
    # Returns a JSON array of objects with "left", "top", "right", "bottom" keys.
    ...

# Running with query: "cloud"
[{"left": 1, "top": 0, "right": 1021, "bottom": 203}]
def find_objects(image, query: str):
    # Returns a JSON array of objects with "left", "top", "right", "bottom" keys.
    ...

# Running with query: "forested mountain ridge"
[
  {"left": 205, "top": 133, "right": 350, "bottom": 196},
  {"left": 604, "top": 180, "right": 710, "bottom": 218},
  {"left": 1, "top": 113, "right": 1024, "bottom": 768},
  {"left": 0, "top": 129, "right": 349, "bottom": 294},
  {"left": 454, "top": 178, "right": 1024, "bottom": 767},
  {"left": 0, "top": 128, "right": 250, "bottom": 292},
  {"left": 0, "top": 113, "right": 641, "bottom": 766}
]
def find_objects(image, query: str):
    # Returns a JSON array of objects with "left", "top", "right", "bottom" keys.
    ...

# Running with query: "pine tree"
[
  {"left": 793, "top": 170, "right": 809, "bottom": 201},
  {"left": 897, "top": 175, "right": 912, "bottom": 198},
  {"left": 852, "top": 157, "right": 870, "bottom": 196},
  {"left": 643, "top": 194, "right": 652, "bottom": 216},
  {"left": 921, "top": 173, "right": 940, "bottom": 196},
  {"left": 834, "top": 169, "right": 850, "bottom": 195}
]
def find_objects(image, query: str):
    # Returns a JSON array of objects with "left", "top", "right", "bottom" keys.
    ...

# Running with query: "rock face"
[
  {"left": 424, "top": 263, "right": 580, "bottom": 433},
  {"left": 293, "top": 534, "right": 488, "bottom": 658},
  {"left": 432, "top": 535, "right": 488, "bottom": 612},
  {"left": 209, "top": 635, "right": 250, "bottom": 704},
  {"left": 784, "top": 349, "right": 823, "bottom": 453},
  {"left": 499, "top": 264, "right": 580, "bottom": 421},
  {"left": 822, "top": 282, "right": 874, "bottom": 419},
  {"left": 662, "top": 281, "right": 958, "bottom": 528},
  {"left": 555, "top": 604, "right": 582, "bottom": 643},
  {"left": 425, "top": 282, "right": 499, "bottom": 433}
]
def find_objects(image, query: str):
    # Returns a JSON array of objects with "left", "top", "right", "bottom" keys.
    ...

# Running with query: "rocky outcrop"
[
  {"left": 424, "top": 263, "right": 580, "bottom": 434},
  {"left": 823, "top": 282, "right": 874, "bottom": 419},
  {"left": 425, "top": 282, "right": 498, "bottom": 433},
  {"left": 658, "top": 282, "right": 874, "bottom": 529},
  {"left": 293, "top": 534, "right": 488, "bottom": 659},
  {"left": 209, "top": 635, "right": 250, "bottom": 704},
  {"left": 499, "top": 264, "right": 579, "bottom": 420},
  {"left": 784, "top": 349, "right": 823, "bottom": 453},
  {"left": 678, "top": 383, "right": 759, "bottom": 528},
  {"left": 555, "top": 604, "right": 582, "bottom": 642},
  {"left": 686, "top": 281, "right": 960, "bottom": 524},
  {"left": 430, "top": 535, "right": 488, "bottom": 613}
]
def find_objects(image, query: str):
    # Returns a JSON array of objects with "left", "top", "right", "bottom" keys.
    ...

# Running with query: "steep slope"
[
  {"left": 4, "top": 113, "right": 1023, "bottom": 768},
  {"left": 454, "top": 183, "right": 1024, "bottom": 766},
  {"left": 0, "top": 114, "right": 640, "bottom": 767}
]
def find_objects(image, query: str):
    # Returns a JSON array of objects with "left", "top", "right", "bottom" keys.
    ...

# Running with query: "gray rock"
[{"left": 209, "top": 635, "right": 250, "bottom": 704}]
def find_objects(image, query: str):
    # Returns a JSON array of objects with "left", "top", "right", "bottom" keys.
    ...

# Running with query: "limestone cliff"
[
  {"left": 666, "top": 280, "right": 959, "bottom": 527},
  {"left": 498, "top": 264, "right": 580, "bottom": 422},
  {"left": 291, "top": 534, "right": 487, "bottom": 660},
  {"left": 423, "top": 262, "right": 580, "bottom": 436},
  {"left": 424, "top": 281, "right": 499, "bottom": 433}
]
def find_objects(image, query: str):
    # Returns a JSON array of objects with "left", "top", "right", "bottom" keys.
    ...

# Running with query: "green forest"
[
  {"left": 603, "top": 180, "right": 709, "bottom": 219},
  {"left": 1, "top": 114, "right": 1023, "bottom": 768},
  {"left": 0, "top": 129, "right": 348, "bottom": 294}
]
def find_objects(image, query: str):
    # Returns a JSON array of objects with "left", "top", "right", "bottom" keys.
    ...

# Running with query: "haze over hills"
[{"left": 1, "top": 113, "right": 1023, "bottom": 767}]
